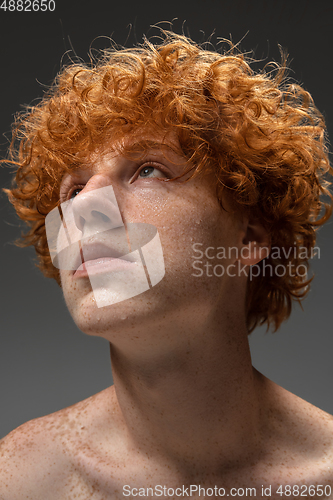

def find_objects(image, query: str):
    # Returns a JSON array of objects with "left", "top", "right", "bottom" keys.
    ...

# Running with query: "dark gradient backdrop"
[{"left": 1, "top": 0, "right": 332, "bottom": 439}]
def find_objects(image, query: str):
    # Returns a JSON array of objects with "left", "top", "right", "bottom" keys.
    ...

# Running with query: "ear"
[{"left": 238, "top": 217, "right": 271, "bottom": 266}]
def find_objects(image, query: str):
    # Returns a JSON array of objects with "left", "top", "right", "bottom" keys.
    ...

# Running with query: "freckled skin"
[
  {"left": 62, "top": 149, "right": 241, "bottom": 346},
  {"left": 1, "top": 136, "right": 333, "bottom": 499}
]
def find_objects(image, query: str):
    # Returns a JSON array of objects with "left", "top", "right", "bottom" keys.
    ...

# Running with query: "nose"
[{"left": 70, "top": 175, "right": 124, "bottom": 234}]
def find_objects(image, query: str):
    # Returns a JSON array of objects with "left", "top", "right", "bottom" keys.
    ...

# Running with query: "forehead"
[
  {"left": 63, "top": 130, "right": 191, "bottom": 181},
  {"left": 58, "top": 127, "right": 225, "bottom": 211},
  {"left": 97, "top": 129, "right": 185, "bottom": 162}
]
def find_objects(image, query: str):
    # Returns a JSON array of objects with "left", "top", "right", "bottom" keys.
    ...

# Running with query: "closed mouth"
[{"left": 73, "top": 241, "right": 137, "bottom": 275}]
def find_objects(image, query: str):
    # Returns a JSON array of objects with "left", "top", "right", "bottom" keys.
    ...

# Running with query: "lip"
[
  {"left": 74, "top": 256, "right": 137, "bottom": 278},
  {"left": 72, "top": 241, "right": 137, "bottom": 278}
]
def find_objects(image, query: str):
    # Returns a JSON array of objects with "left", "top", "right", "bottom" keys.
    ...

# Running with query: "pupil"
[
  {"left": 141, "top": 167, "right": 153, "bottom": 177},
  {"left": 71, "top": 188, "right": 81, "bottom": 199}
]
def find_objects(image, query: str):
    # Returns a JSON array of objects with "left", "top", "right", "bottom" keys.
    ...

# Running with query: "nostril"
[
  {"left": 79, "top": 216, "right": 85, "bottom": 230},
  {"left": 91, "top": 210, "right": 111, "bottom": 224}
]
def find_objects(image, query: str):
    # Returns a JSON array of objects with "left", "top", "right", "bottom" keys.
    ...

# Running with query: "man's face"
[{"left": 56, "top": 134, "right": 246, "bottom": 350}]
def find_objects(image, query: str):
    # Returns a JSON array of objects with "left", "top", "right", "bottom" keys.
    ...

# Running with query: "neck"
[{"left": 109, "top": 308, "right": 263, "bottom": 474}]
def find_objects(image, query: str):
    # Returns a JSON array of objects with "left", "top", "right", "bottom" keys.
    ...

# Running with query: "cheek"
[
  {"left": 114, "top": 184, "right": 170, "bottom": 224},
  {"left": 60, "top": 270, "right": 106, "bottom": 333},
  {"left": 60, "top": 270, "right": 91, "bottom": 313},
  {"left": 163, "top": 194, "right": 237, "bottom": 262},
  {"left": 59, "top": 270, "right": 75, "bottom": 310},
  {"left": 127, "top": 188, "right": 238, "bottom": 291},
  {"left": 122, "top": 185, "right": 238, "bottom": 265}
]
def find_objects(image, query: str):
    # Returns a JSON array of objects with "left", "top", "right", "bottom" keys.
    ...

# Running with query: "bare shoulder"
[
  {"left": 256, "top": 370, "right": 333, "bottom": 484},
  {"left": 0, "top": 412, "right": 67, "bottom": 500},
  {"left": 0, "top": 386, "right": 117, "bottom": 500}
]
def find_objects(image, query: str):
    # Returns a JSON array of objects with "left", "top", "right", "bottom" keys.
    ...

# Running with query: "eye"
[
  {"left": 69, "top": 187, "right": 84, "bottom": 200},
  {"left": 60, "top": 185, "right": 84, "bottom": 202},
  {"left": 59, "top": 174, "right": 86, "bottom": 202},
  {"left": 137, "top": 163, "right": 166, "bottom": 180}
]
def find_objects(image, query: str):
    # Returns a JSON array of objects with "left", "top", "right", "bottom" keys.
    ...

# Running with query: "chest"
[{"left": 62, "top": 444, "right": 333, "bottom": 500}]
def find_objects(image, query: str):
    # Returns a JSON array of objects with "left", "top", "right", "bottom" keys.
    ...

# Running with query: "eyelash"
[
  {"left": 60, "top": 162, "right": 167, "bottom": 202},
  {"left": 60, "top": 182, "right": 85, "bottom": 202},
  {"left": 135, "top": 162, "right": 167, "bottom": 180}
]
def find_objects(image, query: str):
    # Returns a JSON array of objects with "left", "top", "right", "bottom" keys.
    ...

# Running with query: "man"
[{"left": 1, "top": 31, "right": 333, "bottom": 499}]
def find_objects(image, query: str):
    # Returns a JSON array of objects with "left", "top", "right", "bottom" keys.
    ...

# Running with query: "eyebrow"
[
  {"left": 121, "top": 139, "right": 182, "bottom": 157},
  {"left": 60, "top": 138, "right": 191, "bottom": 187},
  {"left": 117, "top": 140, "right": 191, "bottom": 174}
]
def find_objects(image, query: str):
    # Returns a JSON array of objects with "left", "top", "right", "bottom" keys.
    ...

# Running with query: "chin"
[{"left": 63, "top": 280, "right": 158, "bottom": 337}]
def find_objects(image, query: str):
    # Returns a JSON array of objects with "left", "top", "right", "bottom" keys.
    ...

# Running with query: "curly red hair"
[{"left": 3, "top": 31, "right": 332, "bottom": 332}]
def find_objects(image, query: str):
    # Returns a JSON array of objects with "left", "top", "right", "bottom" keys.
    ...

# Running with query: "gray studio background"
[{"left": 1, "top": 0, "right": 332, "bottom": 439}]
